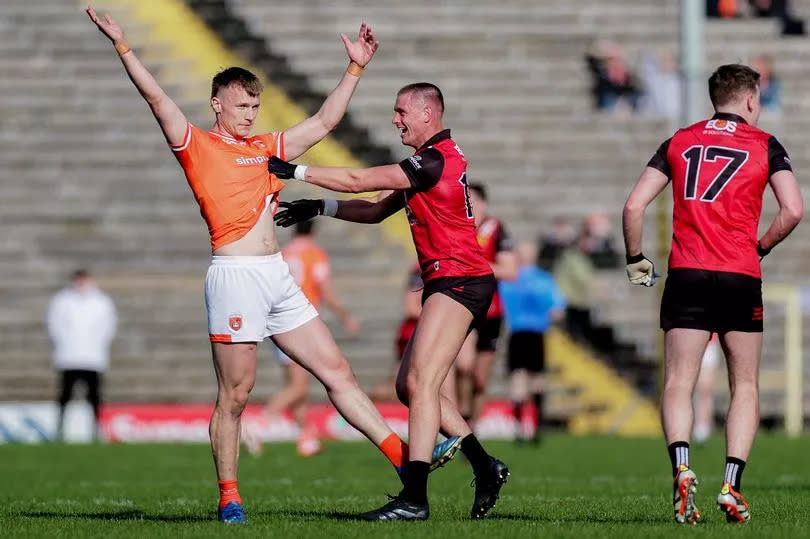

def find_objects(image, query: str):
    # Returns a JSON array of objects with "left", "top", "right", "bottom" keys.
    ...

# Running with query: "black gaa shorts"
[
  {"left": 660, "top": 268, "right": 763, "bottom": 333},
  {"left": 422, "top": 274, "right": 496, "bottom": 333}
]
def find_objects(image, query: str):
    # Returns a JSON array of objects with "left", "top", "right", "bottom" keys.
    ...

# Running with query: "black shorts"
[
  {"left": 660, "top": 268, "right": 763, "bottom": 333},
  {"left": 422, "top": 274, "right": 496, "bottom": 332},
  {"left": 508, "top": 331, "right": 546, "bottom": 373},
  {"left": 471, "top": 316, "right": 503, "bottom": 352}
]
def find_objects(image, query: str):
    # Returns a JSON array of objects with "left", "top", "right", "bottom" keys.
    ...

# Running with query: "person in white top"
[{"left": 47, "top": 269, "right": 117, "bottom": 440}]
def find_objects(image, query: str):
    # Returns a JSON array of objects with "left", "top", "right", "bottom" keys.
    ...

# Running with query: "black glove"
[
  {"left": 268, "top": 156, "right": 299, "bottom": 179},
  {"left": 274, "top": 199, "right": 324, "bottom": 227},
  {"left": 756, "top": 242, "right": 771, "bottom": 260}
]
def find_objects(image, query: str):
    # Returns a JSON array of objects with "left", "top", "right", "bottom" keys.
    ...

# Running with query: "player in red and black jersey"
[
  {"left": 623, "top": 64, "right": 803, "bottom": 524},
  {"left": 456, "top": 183, "right": 517, "bottom": 427},
  {"left": 268, "top": 83, "right": 509, "bottom": 521}
]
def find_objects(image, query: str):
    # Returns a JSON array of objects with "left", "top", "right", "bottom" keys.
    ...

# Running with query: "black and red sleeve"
[
  {"left": 495, "top": 221, "right": 514, "bottom": 253},
  {"left": 768, "top": 136, "right": 793, "bottom": 176},
  {"left": 399, "top": 148, "right": 445, "bottom": 192},
  {"left": 646, "top": 138, "right": 672, "bottom": 179}
]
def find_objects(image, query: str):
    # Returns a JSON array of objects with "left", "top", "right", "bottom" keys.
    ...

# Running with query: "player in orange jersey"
[
  {"left": 86, "top": 6, "right": 459, "bottom": 524},
  {"left": 255, "top": 220, "right": 360, "bottom": 457}
]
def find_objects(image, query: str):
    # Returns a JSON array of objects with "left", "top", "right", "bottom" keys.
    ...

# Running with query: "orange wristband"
[
  {"left": 115, "top": 40, "right": 132, "bottom": 57},
  {"left": 347, "top": 61, "right": 364, "bottom": 77}
]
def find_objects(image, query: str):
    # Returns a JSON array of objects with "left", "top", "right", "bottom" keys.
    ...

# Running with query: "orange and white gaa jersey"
[{"left": 171, "top": 123, "right": 286, "bottom": 251}]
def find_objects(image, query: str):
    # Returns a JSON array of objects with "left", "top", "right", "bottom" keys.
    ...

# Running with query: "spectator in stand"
[
  {"left": 752, "top": 54, "right": 782, "bottom": 111},
  {"left": 640, "top": 50, "right": 682, "bottom": 119},
  {"left": 586, "top": 40, "right": 642, "bottom": 113},
  {"left": 584, "top": 212, "right": 621, "bottom": 269},
  {"left": 537, "top": 216, "right": 575, "bottom": 271},
  {"left": 47, "top": 269, "right": 117, "bottom": 441},
  {"left": 707, "top": 0, "right": 805, "bottom": 34},
  {"left": 748, "top": 0, "right": 806, "bottom": 34},
  {"left": 552, "top": 226, "right": 596, "bottom": 344}
]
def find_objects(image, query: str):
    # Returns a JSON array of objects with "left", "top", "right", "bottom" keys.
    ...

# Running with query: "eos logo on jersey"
[
  {"left": 235, "top": 155, "right": 270, "bottom": 166},
  {"left": 704, "top": 119, "right": 737, "bottom": 133}
]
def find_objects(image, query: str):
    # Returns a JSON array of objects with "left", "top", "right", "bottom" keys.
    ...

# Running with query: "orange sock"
[
  {"left": 217, "top": 479, "right": 242, "bottom": 509},
  {"left": 379, "top": 433, "right": 408, "bottom": 468}
]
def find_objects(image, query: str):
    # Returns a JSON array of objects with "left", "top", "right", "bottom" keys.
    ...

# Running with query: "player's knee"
[
  {"left": 220, "top": 386, "right": 251, "bottom": 415},
  {"left": 322, "top": 357, "right": 358, "bottom": 392},
  {"left": 730, "top": 380, "right": 758, "bottom": 397}
]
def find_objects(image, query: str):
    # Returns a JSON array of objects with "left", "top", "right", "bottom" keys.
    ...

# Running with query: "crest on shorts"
[{"left": 229, "top": 315, "right": 243, "bottom": 332}]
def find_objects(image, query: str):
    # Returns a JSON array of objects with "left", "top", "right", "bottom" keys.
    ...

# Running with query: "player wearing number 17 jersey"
[
  {"left": 623, "top": 64, "right": 803, "bottom": 525},
  {"left": 268, "top": 83, "right": 509, "bottom": 521}
]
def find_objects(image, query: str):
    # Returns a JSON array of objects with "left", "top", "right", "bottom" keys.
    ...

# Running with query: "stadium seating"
[{"left": 1, "top": 0, "right": 808, "bottom": 422}]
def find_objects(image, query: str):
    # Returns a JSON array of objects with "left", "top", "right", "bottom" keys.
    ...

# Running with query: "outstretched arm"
[
  {"left": 283, "top": 23, "right": 379, "bottom": 160},
  {"left": 274, "top": 191, "right": 405, "bottom": 227},
  {"left": 268, "top": 158, "right": 413, "bottom": 193},
  {"left": 86, "top": 6, "right": 188, "bottom": 146}
]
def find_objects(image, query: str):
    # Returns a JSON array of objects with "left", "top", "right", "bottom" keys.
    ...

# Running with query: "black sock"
[
  {"left": 724, "top": 457, "right": 746, "bottom": 491},
  {"left": 667, "top": 441, "right": 690, "bottom": 476},
  {"left": 512, "top": 402, "right": 522, "bottom": 436},
  {"left": 461, "top": 434, "right": 491, "bottom": 476},
  {"left": 399, "top": 460, "right": 429, "bottom": 505},
  {"left": 532, "top": 392, "right": 544, "bottom": 435}
]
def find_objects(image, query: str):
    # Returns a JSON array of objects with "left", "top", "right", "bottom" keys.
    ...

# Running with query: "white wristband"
[
  {"left": 293, "top": 165, "right": 308, "bottom": 181},
  {"left": 322, "top": 198, "right": 339, "bottom": 217}
]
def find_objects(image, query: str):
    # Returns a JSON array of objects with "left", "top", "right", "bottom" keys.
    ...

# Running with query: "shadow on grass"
[{"left": 21, "top": 510, "right": 209, "bottom": 523}]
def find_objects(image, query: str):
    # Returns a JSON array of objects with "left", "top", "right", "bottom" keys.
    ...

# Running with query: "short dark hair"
[
  {"left": 211, "top": 67, "right": 263, "bottom": 98},
  {"left": 708, "top": 64, "right": 760, "bottom": 108},
  {"left": 397, "top": 82, "right": 444, "bottom": 116},
  {"left": 295, "top": 219, "right": 315, "bottom": 236},
  {"left": 468, "top": 182, "right": 487, "bottom": 200},
  {"left": 72, "top": 268, "right": 89, "bottom": 280}
]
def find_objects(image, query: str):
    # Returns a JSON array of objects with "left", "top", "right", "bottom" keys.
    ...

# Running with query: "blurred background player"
[
  {"left": 693, "top": 334, "right": 722, "bottom": 445},
  {"left": 623, "top": 63, "right": 803, "bottom": 524},
  {"left": 47, "top": 269, "right": 117, "bottom": 441},
  {"left": 500, "top": 243, "right": 566, "bottom": 444},
  {"left": 371, "top": 263, "right": 422, "bottom": 402},
  {"left": 245, "top": 220, "right": 361, "bottom": 457},
  {"left": 455, "top": 183, "right": 517, "bottom": 428},
  {"left": 268, "top": 220, "right": 361, "bottom": 455}
]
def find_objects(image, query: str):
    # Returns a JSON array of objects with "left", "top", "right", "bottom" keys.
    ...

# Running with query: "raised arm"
[
  {"left": 758, "top": 170, "right": 803, "bottom": 256},
  {"left": 86, "top": 6, "right": 188, "bottom": 146},
  {"left": 283, "top": 23, "right": 379, "bottom": 160}
]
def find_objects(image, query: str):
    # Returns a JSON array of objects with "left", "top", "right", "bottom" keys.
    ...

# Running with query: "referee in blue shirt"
[{"left": 499, "top": 243, "right": 566, "bottom": 443}]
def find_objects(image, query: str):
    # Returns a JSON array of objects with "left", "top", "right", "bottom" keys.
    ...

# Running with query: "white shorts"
[{"left": 205, "top": 253, "right": 318, "bottom": 343}]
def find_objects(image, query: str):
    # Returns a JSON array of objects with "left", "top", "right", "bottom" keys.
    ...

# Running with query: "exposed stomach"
[{"left": 213, "top": 197, "right": 280, "bottom": 256}]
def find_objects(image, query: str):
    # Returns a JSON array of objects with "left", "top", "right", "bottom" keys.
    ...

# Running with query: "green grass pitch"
[{"left": 2, "top": 434, "right": 809, "bottom": 538}]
